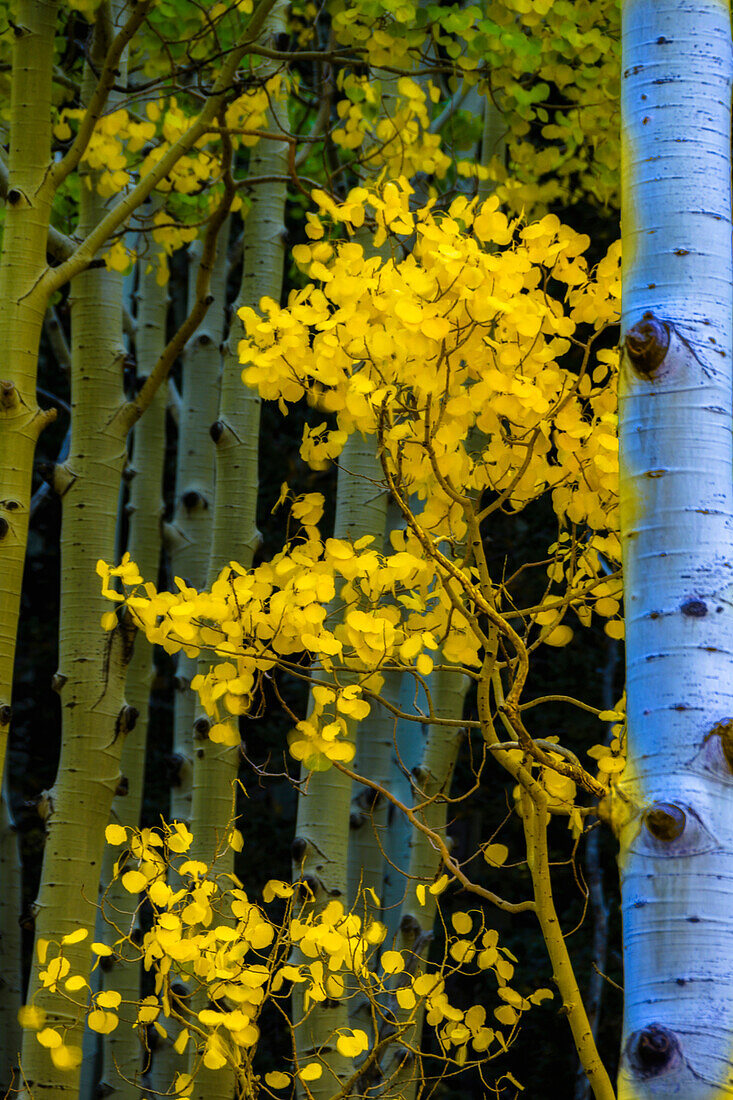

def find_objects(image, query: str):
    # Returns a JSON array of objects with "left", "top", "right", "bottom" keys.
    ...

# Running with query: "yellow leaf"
[
  {"left": 416, "top": 653, "right": 433, "bottom": 676},
  {"left": 136, "top": 997, "right": 160, "bottom": 1025},
  {"left": 416, "top": 884, "right": 426, "bottom": 906},
  {"left": 37, "top": 1028, "right": 62, "bottom": 1049},
  {"left": 174, "top": 1029, "right": 190, "bottom": 1054},
  {"left": 105, "top": 824, "right": 127, "bottom": 846},
  {"left": 429, "top": 874, "right": 449, "bottom": 895},
  {"left": 64, "top": 976, "right": 88, "bottom": 993},
  {"left": 148, "top": 880, "right": 172, "bottom": 907},
  {"left": 228, "top": 828, "right": 244, "bottom": 852},
  {"left": 88, "top": 1010, "right": 118, "bottom": 1035},
  {"left": 336, "top": 1029, "right": 369, "bottom": 1058},
  {"left": 451, "top": 912, "right": 472, "bottom": 935},
  {"left": 605, "top": 619, "right": 625, "bottom": 640},
  {"left": 18, "top": 1005, "right": 46, "bottom": 1030},
  {"left": 299, "top": 1063, "right": 323, "bottom": 1082},
  {"left": 61, "top": 928, "right": 88, "bottom": 946},
  {"left": 381, "top": 950, "right": 404, "bottom": 975},
  {"left": 209, "top": 722, "right": 240, "bottom": 746},
  {"left": 483, "top": 844, "right": 509, "bottom": 867},
  {"left": 50, "top": 1044, "right": 83, "bottom": 1071},
  {"left": 265, "top": 1072, "right": 290, "bottom": 1088},
  {"left": 544, "top": 625, "right": 574, "bottom": 647},
  {"left": 121, "top": 870, "right": 147, "bottom": 893}
]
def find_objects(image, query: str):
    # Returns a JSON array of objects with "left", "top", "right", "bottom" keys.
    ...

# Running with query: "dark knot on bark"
[
  {"left": 626, "top": 1024, "right": 680, "bottom": 1078},
  {"left": 625, "top": 312, "right": 670, "bottom": 376},
  {"left": 645, "top": 802, "right": 686, "bottom": 842}
]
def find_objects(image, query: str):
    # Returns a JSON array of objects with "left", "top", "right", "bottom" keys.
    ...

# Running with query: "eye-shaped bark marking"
[
  {"left": 645, "top": 802, "right": 686, "bottom": 841},
  {"left": 625, "top": 1024, "right": 681, "bottom": 1079},
  {"left": 633, "top": 802, "right": 714, "bottom": 857}
]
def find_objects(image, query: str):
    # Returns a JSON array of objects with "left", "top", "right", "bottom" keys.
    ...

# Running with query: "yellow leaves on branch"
[
  {"left": 24, "top": 819, "right": 549, "bottom": 1081},
  {"left": 241, "top": 180, "right": 620, "bottom": 533},
  {"left": 97, "top": 183, "right": 622, "bottom": 769}
]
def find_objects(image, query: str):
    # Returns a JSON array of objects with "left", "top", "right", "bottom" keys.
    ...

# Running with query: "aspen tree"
[
  {"left": 0, "top": 0, "right": 62, "bottom": 785},
  {"left": 13, "top": 5, "right": 635, "bottom": 1098},
  {"left": 19, "top": 6, "right": 135, "bottom": 1094},
  {"left": 617, "top": 2, "right": 733, "bottom": 1097},
  {"left": 147, "top": 234, "right": 227, "bottom": 1099},
  {"left": 98, "top": 244, "right": 169, "bottom": 1100},
  {"left": 165, "top": 235, "right": 228, "bottom": 835},
  {"left": 0, "top": 0, "right": 279, "bottom": 789},
  {"left": 0, "top": 789, "right": 22, "bottom": 1092},
  {"left": 183, "top": 9, "right": 291, "bottom": 1100}
]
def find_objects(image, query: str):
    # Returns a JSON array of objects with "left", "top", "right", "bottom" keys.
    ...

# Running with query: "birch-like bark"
[
  {"left": 0, "top": 788, "right": 22, "bottom": 1092},
  {"left": 0, "top": 0, "right": 59, "bottom": 785},
  {"left": 19, "top": 12, "right": 136, "bottom": 1099},
  {"left": 292, "top": 435, "right": 388, "bottom": 1100},
  {"left": 99, "top": 248, "right": 169, "bottom": 1100},
  {"left": 166, "top": 234, "right": 227, "bottom": 833},
  {"left": 617, "top": 3, "right": 733, "bottom": 1097},
  {"left": 379, "top": 667, "right": 468, "bottom": 1098},
  {"left": 150, "top": 234, "right": 226, "bottom": 1099},
  {"left": 186, "top": 10, "right": 289, "bottom": 1100}
]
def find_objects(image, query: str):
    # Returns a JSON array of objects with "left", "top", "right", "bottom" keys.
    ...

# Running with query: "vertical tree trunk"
[
  {"left": 166, "top": 233, "right": 228, "bottom": 832},
  {"left": 617, "top": 3, "right": 733, "bottom": 1097},
  {"left": 150, "top": 231, "right": 226, "bottom": 1100},
  {"left": 99, "top": 245, "right": 169, "bottom": 1100},
  {"left": 0, "top": 0, "right": 58, "bottom": 783},
  {"left": 379, "top": 667, "right": 468, "bottom": 1098},
  {"left": 186, "top": 10, "right": 289, "bottom": 1100},
  {"left": 292, "top": 435, "right": 388, "bottom": 1100},
  {"left": 19, "top": 11, "right": 135, "bottom": 1099},
  {"left": 0, "top": 787, "right": 22, "bottom": 1093}
]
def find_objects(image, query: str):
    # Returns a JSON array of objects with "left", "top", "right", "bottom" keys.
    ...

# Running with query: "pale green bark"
[
  {"left": 0, "top": 0, "right": 59, "bottom": 785},
  {"left": 19, "top": 13, "right": 136, "bottom": 1099},
  {"left": 186, "top": 10, "right": 289, "bottom": 1100},
  {"left": 0, "top": 787, "right": 22, "bottom": 1092},
  {"left": 150, "top": 235, "right": 226, "bottom": 1099},
  {"left": 347, "top": 670, "right": 402, "bottom": 922},
  {"left": 379, "top": 666, "right": 468, "bottom": 1099},
  {"left": 292, "top": 435, "right": 388, "bottom": 1100},
  {"left": 99, "top": 246, "right": 169, "bottom": 1100},
  {"left": 166, "top": 234, "right": 227, "bottom": 832}
]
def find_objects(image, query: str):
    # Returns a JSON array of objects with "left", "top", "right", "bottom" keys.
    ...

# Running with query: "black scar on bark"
[
  {"left": 645, "top": 802, "right": 686, "bottom": 841},
  {"left": 626, "top": 1025, "right": 681, "bottom": 1078},
  {"left": 625, "top": 312, "right": 670, "bottom": 376},
  {"left": 681, "top": 598, "right": 707, "bottom": 617}
]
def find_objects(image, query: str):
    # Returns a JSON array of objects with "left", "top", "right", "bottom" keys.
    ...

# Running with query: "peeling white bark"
[{"left": 618, "top": 2, "right": 733, "bottom": 1097}]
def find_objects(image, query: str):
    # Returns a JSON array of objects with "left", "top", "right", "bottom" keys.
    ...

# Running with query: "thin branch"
[{"left": 50, "top": 1, "right": 155, "bottom": 191}]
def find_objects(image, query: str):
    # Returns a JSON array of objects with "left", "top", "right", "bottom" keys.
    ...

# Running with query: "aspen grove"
[{"left": 4, "top": 1, "right": 726, "bottom": 1099}]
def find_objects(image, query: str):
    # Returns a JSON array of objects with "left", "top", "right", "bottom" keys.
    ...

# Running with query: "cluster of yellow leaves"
[
  {"left": 242, "top": 180, "right": 620, "bottom": 535},
  {"left": 98, "top": 523, "right": 483, "bottom": 767},
  {"left": 588, "top": 697, "right": 627, "bottom": 790},
  {"left": 328, "top": 0, "right": 620, "bottom": 212},
  {"left": 20, "top": 822, "right": 553, "bottom": 1085},
  {"left": 100, "top": 184, "right": 622, "bottom": 768},
  {"left": 333, "top": 74, "right": 451, "bottom": 179}
]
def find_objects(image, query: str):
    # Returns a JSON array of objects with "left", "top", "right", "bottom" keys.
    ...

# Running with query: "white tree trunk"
[{"left": 617, "top": 3, "right": 733, "bottom": 1097}]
